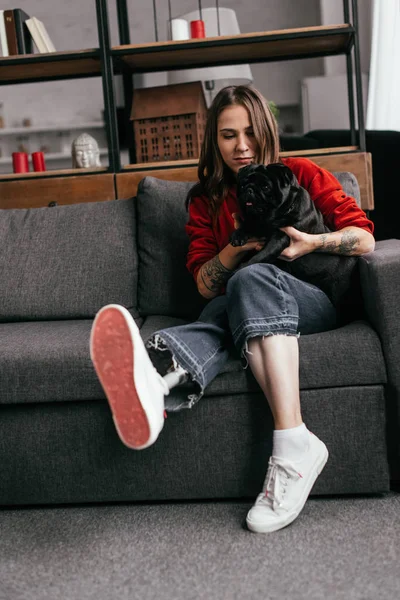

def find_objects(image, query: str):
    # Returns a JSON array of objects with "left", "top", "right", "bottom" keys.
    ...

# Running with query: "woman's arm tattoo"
[
  {"left": 200, "top": 255, "right": 234, "bottom": 292},
  {"left": 318, "top": 230, "right": 360, "bottom": 255},
  {"left": 338, "top": 230, "right": 360, "bottom": 254}
]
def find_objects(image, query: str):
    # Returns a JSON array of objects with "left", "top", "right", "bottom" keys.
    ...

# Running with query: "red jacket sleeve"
[
  {"left": 283, "top": 157, "right": 374, "bottom": 234},
  {"left": 185, "top": 195, "right": 219, "bottom": 281}
]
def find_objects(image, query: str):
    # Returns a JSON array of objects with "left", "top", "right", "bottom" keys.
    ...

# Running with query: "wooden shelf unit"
[
  {"left": 112, "top": 24, "right": 355, "bottom": 73},
  {"left": 0, "top": 1, "right": 365, "bottom": 184}
]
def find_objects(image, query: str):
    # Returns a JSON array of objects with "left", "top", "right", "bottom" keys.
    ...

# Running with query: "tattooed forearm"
[
  {"left": 200, "top": 255, "right": 234, "bottom": 292},
  {"left": 317, "top": 230, "right": 360, "bottom": 255},
  {"left": 338, "top": 230, "right": 360, "bottom": 254},
  {"left": 318, "top": 234, "right": 337, "bottom": 253}
]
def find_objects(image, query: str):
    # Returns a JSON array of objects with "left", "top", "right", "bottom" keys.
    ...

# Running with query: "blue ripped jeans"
[{"left": 147, "top": 263, "right": 337, "bottom": 412}]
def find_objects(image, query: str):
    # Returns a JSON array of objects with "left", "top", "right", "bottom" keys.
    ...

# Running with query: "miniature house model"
[{"left": 130, "top": 81, "right": 207, "bottom": 163}]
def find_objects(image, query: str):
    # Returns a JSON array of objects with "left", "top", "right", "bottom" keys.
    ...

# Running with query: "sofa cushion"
[
  {"left": 136, "top": 177, "right": 207, "bottom": 319},
  {"left": 136, "top": 172, "right": 360, "bottom": 318},
  {"left": 0, "top": 199, "right": 138, "bottom": 321},
  {"left": 0, "top": 314, "right": 142, "bottom": 405},
  {"left": 333, "top": 171, "right": 361, "bottom": 206},
  {"left": 0, "top": 316, "right": 386, "bottom": 406}
]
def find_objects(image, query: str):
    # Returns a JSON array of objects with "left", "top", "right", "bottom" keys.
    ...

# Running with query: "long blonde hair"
[{"left": 188, "top": 85, "right": 280, "bottom": 218}]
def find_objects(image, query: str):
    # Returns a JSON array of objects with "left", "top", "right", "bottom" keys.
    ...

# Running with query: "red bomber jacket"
[{"left": 185, "top": 156, "right": 374, "bottom": 282}]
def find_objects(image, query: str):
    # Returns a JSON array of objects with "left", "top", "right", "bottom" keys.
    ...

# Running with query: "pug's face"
[{"left": 237, "top": 163, "right": 296, "bottom": 225}]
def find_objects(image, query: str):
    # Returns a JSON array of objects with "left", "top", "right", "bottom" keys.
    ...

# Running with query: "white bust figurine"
[{"left": 72, "top": 133, "right": 101, "bottom": 168}]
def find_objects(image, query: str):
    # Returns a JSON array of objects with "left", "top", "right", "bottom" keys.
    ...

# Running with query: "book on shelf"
[
  {"left": 4, "top": 9, "right": 18, "bottom": 55},
  {"left": 26, "top": 16, "right": 56, "bottom": 54},
  {"left": 0, "top": 10, "right": 9, "bottom": 57},
  {"left": 0, "top": 8, "right": 34, "bottom": 56},
  {"left": 14, "top": 8, "right": 32, "bottom": 55}
]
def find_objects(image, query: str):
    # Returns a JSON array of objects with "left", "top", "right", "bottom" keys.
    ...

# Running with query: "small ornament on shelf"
[
  {"left": 190, "top": 0, "right": 205, "bottom": 38},
  {"left": 167, "top": 1, "right": 206, "bottom": 41},
  {"left": 12, "top": 152, "right": 29, "bottom": 173},
  {"left": 32, "top": 151, "right": 46, "bottom": 172},
  {"left": 71, "top": 133, "right": 101, "bottom": 168},
  {"left": 171, "top": 19, "right": 190, "bottom": 41},
  {"left": 190, "top": 20, "right": 205, "bottom": 38}
]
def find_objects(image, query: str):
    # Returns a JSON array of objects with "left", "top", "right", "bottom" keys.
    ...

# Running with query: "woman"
[{"left": 90, "top": 85, "right": 375, "bottom": 533}]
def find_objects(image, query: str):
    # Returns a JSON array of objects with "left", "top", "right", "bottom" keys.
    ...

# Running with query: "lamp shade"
[{"left": 168, "top": 7, "right": 253, "bottom": 100}]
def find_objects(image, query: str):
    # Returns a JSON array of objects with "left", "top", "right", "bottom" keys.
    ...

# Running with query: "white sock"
[
  {"left": 272, "top": 423, "right": 310, "bottom": 463},
  {"left": 163, "top": 365, "right": 189, "bottom": 391}
]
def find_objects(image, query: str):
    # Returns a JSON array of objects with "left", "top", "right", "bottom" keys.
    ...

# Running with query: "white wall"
[
  {"left": 319, "top": 0, "right": 373, "bottom": 75},
  {"left": 0, "top": 0, "right": 323, "bottom": 129},
  {"left": 299, "top": 0, "right": 373, "bottom": 132}
]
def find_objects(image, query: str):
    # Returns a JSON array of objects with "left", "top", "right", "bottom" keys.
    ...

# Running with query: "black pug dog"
[{"left": 230, "top": 163, "right": 360, "bottom": 309}]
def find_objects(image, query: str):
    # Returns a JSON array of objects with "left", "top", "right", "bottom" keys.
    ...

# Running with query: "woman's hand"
[
  {"left": 277, "top": 226, "right": 316, "bottom": 262},
  {"left": 279, "top": 225, "right": 375, "bottom": 260}
]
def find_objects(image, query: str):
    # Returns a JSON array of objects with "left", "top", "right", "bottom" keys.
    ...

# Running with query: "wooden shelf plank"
[
  {"left": 113, "top": 24, "right": 354, "bottom": 72},
  {"left": 0, "top": 167, "right": 108, "bottom": 181},
  {"left": 0, "top": 122, "right": 104, "bottom": 136},
  {"left": 0, "top": 49, "right": 101, "bottom": 84},
  {"left": 280, "top": 145, "right": 358, "bottom": 157}
]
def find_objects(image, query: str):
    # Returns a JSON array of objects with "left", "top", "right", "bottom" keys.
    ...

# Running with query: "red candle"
[
  {"left": 190, "top": 20, "right": 205, "bottom": 38},
  {"left": 12, "top": 152, "right": 29, "bottom": 173},
  {"left": 32, "top": 151, "right": 46, "bottom": 172}
]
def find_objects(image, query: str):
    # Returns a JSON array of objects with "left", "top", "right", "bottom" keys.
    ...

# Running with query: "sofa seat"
[
  {"left": 0, "top": 320, "right": 100, "bottom": 405},
  {"left": 0, "top": 315, "right": 386, "bottom": 406},
  {"left": 0, "top": 316, "right": 143, "bottom": 405}
]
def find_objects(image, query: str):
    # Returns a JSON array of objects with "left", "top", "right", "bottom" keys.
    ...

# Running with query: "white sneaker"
[
  {"left": 90, "top": 304, "right": 169, "bottom": 450},
  {"left": 246, "top": 432, "right": 328, "bottom": 533}
]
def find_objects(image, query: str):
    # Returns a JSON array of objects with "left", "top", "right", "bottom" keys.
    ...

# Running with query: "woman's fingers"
[
  {"left": 244, "top": 239, "right": 266, "bottom": 252},
  {"left": 232, "top": 213, "right": 242, "bottom": 230}
]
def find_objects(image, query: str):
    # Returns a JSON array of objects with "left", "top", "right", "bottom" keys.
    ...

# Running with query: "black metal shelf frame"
[
  {"left": 96, "top": 0, "right": 120, "bottom": 172},
  {"left": 345, "top": 0, "right": 366, "bottom": 150}
]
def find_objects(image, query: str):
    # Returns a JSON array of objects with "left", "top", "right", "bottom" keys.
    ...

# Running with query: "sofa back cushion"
[
  {"left": 136, "top": 177, "right": 207, "bottom": 319},
  {"left": 0, "top": 199, "right": 138, "bottom": 322},
  {"left": 333, "top": 171, "right": 361, "bottom": 206},
  {"left": 136, "top": 172, "right": 361, "bottom": 319}
]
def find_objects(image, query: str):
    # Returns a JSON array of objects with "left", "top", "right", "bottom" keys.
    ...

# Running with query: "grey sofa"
[{"left": 0, "top": 173, "right": 399, "bottom": 506}]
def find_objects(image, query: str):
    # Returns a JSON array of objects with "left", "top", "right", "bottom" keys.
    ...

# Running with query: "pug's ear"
[{"left": 279, "top": 165, "right": 294, "bottom": 180}]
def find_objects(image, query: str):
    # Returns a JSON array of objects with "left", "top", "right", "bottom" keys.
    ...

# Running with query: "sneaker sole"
[
  {"left": 247, "top": 442, "right": 329, "bottom": 534},
  {"left": 90, "top": 305, "right": 152, "bottom": 450}
]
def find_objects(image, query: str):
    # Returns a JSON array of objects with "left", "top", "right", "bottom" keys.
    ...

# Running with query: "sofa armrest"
[{"left": 359, "top": 239, "right": 400, "bottom": 480}]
